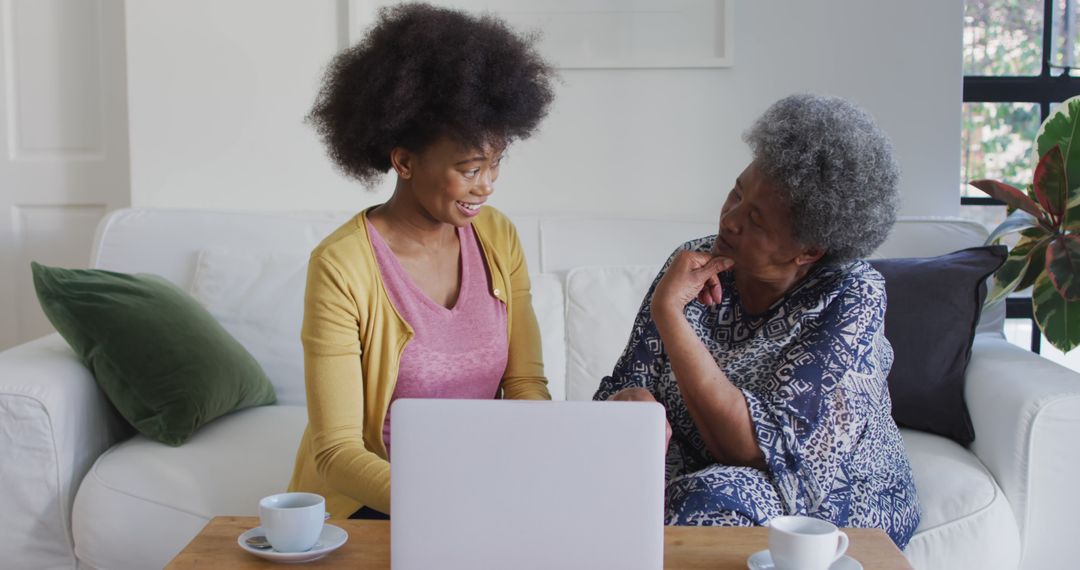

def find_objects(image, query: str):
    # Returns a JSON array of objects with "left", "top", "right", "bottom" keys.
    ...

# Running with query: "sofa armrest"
[
  {"left": 965, "top": 335, "right": 1080, "bottom": 570},
  {"left": 0, "top": 333, "right": 130, "bottom": 569}
]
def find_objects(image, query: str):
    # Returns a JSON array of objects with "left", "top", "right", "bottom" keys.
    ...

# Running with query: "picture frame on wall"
[{"left": 347, "top": 0, "right": 734, "bottom": 69}]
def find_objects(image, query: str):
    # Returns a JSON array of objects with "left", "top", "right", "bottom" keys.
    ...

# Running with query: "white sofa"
[{"left": 2, "top": 208, "right": 1078, "bottom": 570}]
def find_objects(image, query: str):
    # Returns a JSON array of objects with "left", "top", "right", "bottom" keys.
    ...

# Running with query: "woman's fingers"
[
  {"left": 610, "top": 387, "right": 656, "bottom": 402},
  {"left": 709, "top": 277, "right": 722, "bottom": 302},
  {"left": 653, "top": 251, "right": 734, "bottom": 312},
  {"left": 701, "top": 255, "right": 733, "bottom": 275},
  {"left": 694, "top": 263, "right": 727, "bottom": 305}
]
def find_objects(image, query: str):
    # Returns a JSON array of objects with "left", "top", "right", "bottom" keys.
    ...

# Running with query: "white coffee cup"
[
  {"left": 258, "top": 492, "right": 325, "bottom": 553},
  {"left": 767, "top": 515, "right": 849, "bottom": 570}
]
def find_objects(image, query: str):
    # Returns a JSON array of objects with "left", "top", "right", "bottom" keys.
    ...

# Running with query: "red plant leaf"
[
  {"left": 1033, "top": 145, "right": 1068, "bottom": 223},
  {"left": 1016, "top": 237, "right": 1052, "bottom": 291},
  {"left": 969, "top": 179, "right": 1049, "bottom": 224},
  {"left": 1047, "top": 234, "right": 1080, "bottom": 301}
]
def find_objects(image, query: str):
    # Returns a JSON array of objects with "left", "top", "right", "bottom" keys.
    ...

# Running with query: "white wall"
[
  {"left": 0, "top": 0, "right": 130, "bottom": 350},
  {"left": 126, "top": 0, "right": 962, "bottom": 220}
]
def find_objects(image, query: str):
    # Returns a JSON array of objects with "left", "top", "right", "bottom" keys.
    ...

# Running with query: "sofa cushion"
[
  {"left": 192, "top": 249, "right": 309, "bottom": 405},
  {"left": 530, "top": 273, "right": 566, "bottom": 400},
  {"left": 867, "top": 218, "right": 1003, "bottom": 337},
  {"left": 72, "top": 405, "right": 308, "bottom": 570},
  {"left": 869, "top": 246, "right": 1007, "bottom": 444},
  {"left": 565, "top": 265, "right": 659, "bottom": 401},
  {"left": 901, "top": 429, "right": 1020, "bottom": 570},
  {"left": 32, "top": 262, "right": 277, "bottom": 446}
]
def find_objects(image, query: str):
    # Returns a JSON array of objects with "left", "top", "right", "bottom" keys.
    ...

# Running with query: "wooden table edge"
[{"left": 166, "top": 516, "right": 913, "bottom": 569}]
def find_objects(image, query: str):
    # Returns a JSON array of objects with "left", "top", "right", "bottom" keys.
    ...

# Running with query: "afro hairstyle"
[{"left": 308, "top": 2, "right": 556, "bottom": 186}]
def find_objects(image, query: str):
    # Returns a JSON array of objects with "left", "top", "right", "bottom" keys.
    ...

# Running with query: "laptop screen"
[{"left": 390, "top": 399, "right": 666, "bottom": 570}]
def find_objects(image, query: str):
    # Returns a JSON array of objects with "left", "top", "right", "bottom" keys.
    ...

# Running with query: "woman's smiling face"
[{"left": 398, "top": 136, "right": 505, "bottom": 227}]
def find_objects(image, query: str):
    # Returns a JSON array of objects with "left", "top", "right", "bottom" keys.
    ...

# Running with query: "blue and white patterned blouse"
[{"left": 594, "top": 236, "right": 921, "bottom": 548}]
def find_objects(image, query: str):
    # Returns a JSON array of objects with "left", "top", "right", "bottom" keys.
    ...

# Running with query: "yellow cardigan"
[{"left": 288, "top": 206, "right": 550, "bottom": 518}]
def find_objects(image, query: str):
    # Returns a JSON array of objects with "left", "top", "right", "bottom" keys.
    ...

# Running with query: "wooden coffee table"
[{"left": 167, "top": 516, "right": 913, "bottom": 569}]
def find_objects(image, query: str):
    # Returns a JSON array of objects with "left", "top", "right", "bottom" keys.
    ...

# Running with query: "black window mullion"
[
  {"left": 963, "top": 76, "right": 1080, "bottom": 103},
  {"left": 960, "top": 196, "right": 1007, "bottom": 206},
  {"left": 1044, "top": 0, "right": 1055, "bottom": 77}
]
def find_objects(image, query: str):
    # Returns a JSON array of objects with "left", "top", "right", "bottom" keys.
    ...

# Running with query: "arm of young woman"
[
  {"left": 497, "top": 221, "right": 551, "bottom": 400},
  {"left": 302, "top": 255, "right": 392, "bottom": 513}
]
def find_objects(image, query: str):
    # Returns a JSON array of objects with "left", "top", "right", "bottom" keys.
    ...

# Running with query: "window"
[{"left": 962, "top": 0, "right": 1080, "bottom": 353}]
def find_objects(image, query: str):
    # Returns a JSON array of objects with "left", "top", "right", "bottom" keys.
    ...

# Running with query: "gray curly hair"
[{"left": 743, "top": 94, "right": 900, "bottom": 265}]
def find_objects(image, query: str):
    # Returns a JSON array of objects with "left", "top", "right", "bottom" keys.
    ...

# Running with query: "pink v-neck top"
[{"left": 368, "top": 222, "right": 508, "bottom": 456}]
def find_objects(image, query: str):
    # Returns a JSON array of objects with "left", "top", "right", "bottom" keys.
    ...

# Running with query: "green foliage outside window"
[
  {"left": 963, "top": 0, "right": 1043, "bottom": 77},
  {"left": 962, "top": 1, "right": 1046, "bottom": 194}
]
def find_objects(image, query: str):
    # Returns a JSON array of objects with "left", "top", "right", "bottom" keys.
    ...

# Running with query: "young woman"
[{"left": 289, "top": 3, "right": 555, "bottom": 520}]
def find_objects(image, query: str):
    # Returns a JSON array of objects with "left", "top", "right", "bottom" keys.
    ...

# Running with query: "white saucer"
[
  {"left": 238, "top": 524, "right": 348, "bottom": 563},
  {"left": 747, "top": 549, "right": 862, "bottom": 570}
]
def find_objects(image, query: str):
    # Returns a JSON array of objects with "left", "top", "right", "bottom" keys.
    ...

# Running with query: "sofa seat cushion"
[
  {"left": 901, "top": 429, "right": 1020, "bottom": 570},
  {"left": 72, "top": 405, "right": 307, "bottom": 570}
]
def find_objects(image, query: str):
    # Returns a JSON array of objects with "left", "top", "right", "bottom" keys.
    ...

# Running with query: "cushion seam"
[
  {"left": 84, "top": 445, "right": 213, "bottom": 520},
  {"left": 910, "top": 471, "right": 1006, "bottom": 537}
]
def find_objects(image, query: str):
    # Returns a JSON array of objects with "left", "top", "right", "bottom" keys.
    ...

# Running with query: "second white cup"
[
  {"left": 767, "top": 515, "right": 849, "bottom": 570},
  {"left": 258, "top": 492, "right": 325, "bottom": 553}
]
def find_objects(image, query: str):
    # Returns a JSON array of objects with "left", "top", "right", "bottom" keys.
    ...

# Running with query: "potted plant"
[{"left": 970, "top": 95, "right": 1080, "bottom": 353}]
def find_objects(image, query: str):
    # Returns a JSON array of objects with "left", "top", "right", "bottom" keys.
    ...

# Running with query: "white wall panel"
[
  {"left": 126, "top": 0, "right": 378, "bottom": 211},
  {"left": 0, "top": 0, "right": 129, "bottom": 350},
  {"left": 4, "top": 0, "right": 103, "bottom": 158},
  {"left": 349, "top": 0, "right": 734, "bottom": 69},
  {"left": 126, "top": 0, "right": 962, "bottom": 219}
]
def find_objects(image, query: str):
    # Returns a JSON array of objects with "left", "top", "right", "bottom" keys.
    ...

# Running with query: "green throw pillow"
[{"left": 32, "top": 262, "right": 277, "bottom": 446}]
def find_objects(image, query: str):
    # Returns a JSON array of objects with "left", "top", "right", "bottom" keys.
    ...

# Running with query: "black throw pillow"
[{"left": 869, "top": 245, "right": 1008, "bottom": 445}]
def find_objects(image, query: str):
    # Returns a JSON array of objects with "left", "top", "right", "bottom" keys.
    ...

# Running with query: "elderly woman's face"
[{"left": 712, "top": 162, "right": 817, "bottom": 280}]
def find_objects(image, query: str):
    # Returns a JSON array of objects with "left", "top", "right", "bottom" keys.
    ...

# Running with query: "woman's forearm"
[{"left": 652, "top": 303, "right": 765, "bottom": 468}]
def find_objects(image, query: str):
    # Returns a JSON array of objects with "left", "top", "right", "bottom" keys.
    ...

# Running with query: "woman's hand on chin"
[{"left": 651, "top": 251, "right": 733, "bottom": 316}]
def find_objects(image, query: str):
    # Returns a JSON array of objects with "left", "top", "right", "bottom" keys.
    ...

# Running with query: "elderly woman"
[{"left": 595, "top": 94, "right": 920, "bottom": 547}]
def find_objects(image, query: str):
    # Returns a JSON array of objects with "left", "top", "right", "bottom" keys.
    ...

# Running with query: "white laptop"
[{"left": 390, "top": 399, "right": 666, "bottom": 570}]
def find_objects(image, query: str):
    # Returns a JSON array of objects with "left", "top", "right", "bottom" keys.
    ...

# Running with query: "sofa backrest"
[
  {"left": 92, "top": 210, "right": 991, "bottom": 286},
  {"left": 91, "top": 209, "right": 994, "bottom": 404}
]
